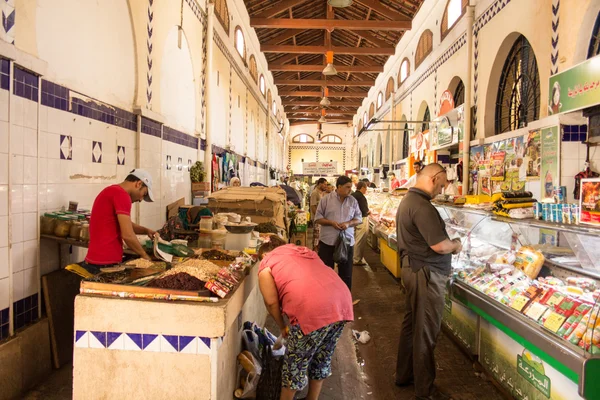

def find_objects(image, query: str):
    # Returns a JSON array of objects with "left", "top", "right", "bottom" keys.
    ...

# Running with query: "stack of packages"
[
  {"left": 205, "top": 260, "right": 248, "bottom": 298},
  {"left": 492, "top": 191, "right": 537, "bottom": 218}
]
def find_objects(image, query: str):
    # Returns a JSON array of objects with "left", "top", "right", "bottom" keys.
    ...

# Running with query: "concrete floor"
[{"left": 23, "top": 243, "right": 505, "bottom": 400}]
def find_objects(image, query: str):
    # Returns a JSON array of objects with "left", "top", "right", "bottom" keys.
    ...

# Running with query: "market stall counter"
[{"left": 72, "top": 251, "right": 268, "bottom": 400}]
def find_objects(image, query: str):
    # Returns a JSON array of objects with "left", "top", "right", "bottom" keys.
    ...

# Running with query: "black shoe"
[{"left": 395, "top": 379, "right": 414, "bottom": 387}]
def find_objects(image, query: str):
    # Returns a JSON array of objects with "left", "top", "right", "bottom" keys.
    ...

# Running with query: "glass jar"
[
  {"left": 54, "top": 216, "right": 72, "bottom": 237},
  {"left": 198, "top": 233, "right": 212, "bottom": 249},
  {"left": 200, "top": 216, "right": 213, "bottom": 231},
  {"left": 69, "top": 221, "right": 82, "bottom": 240},
  {"left": 40, "top": 213, "right": 57, "bottom": 235},
  {"left": 80, "top": 223, "right": 90, "bottom": 242}
]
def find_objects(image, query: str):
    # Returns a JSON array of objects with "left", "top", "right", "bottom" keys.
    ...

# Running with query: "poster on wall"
[
  {"left": 504, "top": 136, "right": 526, "bottom": 191},
  {"left": 525, "top": 130, "right": 541, "bottom": 180},
  {"left": 480, "top": 174, "right": 491, "bottom": 196},
  {"left": 491, "top": 141, "right": 506, "bottom": 181},
  {"left": 579, "top": 178, "right": 600, "bottom": 226},
  {"left": 479, "top": 318, "right": 583, "bottom": 400},
  {"left": 541, "top": 126, "right": 560, "bottom": 201},
  {"left": 548, "top": 54, "right": 600, "bottom": 115}
]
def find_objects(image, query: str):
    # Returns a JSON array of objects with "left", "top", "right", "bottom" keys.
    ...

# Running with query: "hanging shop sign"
[
  {"left": 548, "top": 54, "right": 600, "bottom": 115},
  {"left": 524, "top": 130, "right": 541, "bottom": 180},
  {"left": 541, "top": 126, "right": 560, "bottom": 201},
  {"left": 410, "top": 130, "right": 430, "bottom": 154},
  {"left": 302, "top": 161, "right": 338, "bottom": 175},
  {"left": 431, "top": 105, "right": 464, "bottom": 150},
  {"left": 439, "top": 90, "right": 455, "bottom": 116}
]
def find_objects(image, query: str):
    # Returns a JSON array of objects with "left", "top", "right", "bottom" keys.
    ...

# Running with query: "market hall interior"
[{"left": 0, "top": 0, "right": 600, "bottom": 399}]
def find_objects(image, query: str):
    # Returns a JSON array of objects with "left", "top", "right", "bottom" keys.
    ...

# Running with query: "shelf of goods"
[
  {"left": 71, "top": 250, "right": 268, "bottom": 400},
  {"left": 436, "top": 204, "right": 600, "bottom": 400},
  {"left": 365, "top": 191, "right": 403, "bottom": 277}
]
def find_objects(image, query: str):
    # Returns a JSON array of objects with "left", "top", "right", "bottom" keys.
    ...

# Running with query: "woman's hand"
[{"left": 280, "top": 325, "right": 289, "bottom": 339}]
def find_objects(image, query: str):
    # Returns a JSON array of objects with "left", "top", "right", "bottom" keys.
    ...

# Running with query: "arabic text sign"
[
  {"left": 302, "top": 161, "right": 338, "bottom": 175},
  {"left": 548, "top": 54, "right": 600, "bottom": 115},
  {"left": 517, "top": 355, "right": 551, "bottom": 398}
]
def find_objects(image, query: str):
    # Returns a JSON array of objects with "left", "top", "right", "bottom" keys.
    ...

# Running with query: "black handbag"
[
  {"left": 333, "top": 231, "right": 351, "bottom": 264},
  {"left": 256, "top": 346, "right": 283, "bottom": 400}
]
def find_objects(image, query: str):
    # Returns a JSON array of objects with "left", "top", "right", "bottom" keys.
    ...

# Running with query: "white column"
[
  {"left": 462, "top": 5, "right": 475, "bottom": 193},
  {"left": 203, "top": 4, "right": 215, "bottom": 187}
]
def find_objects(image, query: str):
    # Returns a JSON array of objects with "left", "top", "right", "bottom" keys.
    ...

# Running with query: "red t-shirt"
[
  {"left": 259, "top": 244, "right": 354, "bottom": 334},
  {"left": 85, "top": 185, "right": 132, "bottom": 265},
  {"left": 391, "top": 178, "right": 400, "bottom": 190}
]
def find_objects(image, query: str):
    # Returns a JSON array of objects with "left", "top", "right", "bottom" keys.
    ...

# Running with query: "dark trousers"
[
  {"left": 396, "top": 265, "right": 448, "bottom": 398},
  {"left": 318, "top": 241, "right": 353, "bottom": 290}
]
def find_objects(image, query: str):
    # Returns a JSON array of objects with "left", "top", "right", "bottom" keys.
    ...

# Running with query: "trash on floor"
[{"left": 352, "top": 329, "right": 371, "bottom": 344}]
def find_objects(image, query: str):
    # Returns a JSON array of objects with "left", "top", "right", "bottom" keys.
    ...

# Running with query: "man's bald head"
[
  {"left": 414, "top": 163, "right": 447, "bottom": 197},
  {"left": 417, "top": 163, "right": 446, "bottom": 180}
]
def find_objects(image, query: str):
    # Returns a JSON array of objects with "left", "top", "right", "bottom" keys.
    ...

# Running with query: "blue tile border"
[
  {"left": 13, "top": 293, "right": 38, "bottom": 332},
  {"left": 561, "top": 125, "right": 588, "bottom": 142},
  {"left": 163, "top": 125, "right": 198, "bottom": 150},
  {"left": 0, "top": 307, "right": 9, "bottom": 341},
  {"left": 141, "top": 117, "right": 162, "bottom": 138}
]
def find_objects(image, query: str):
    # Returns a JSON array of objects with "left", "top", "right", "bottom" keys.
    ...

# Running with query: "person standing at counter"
[
  {"left": 395, "top": 163, "right": 462, "bottom": 400},
  {"left": 310, "top": 178, "right": 328, "bottom": 251},
  {"left": 314, "top": 175, "right": 362, "bottom": 290},
  {"left": 257, "top": 238, "right": 353, "bottom": 400},
  {"left": 400, "top": 160, "right": 424, "bottom": 189},
  {"left": 351, "top": 181, "right": 370, "bottom": 266},
  {"left": 84, "top": 169, "right": 157, "bottom": 270},
  {"left": 390, "top": 172, "right": 401, "bottom": 190}
]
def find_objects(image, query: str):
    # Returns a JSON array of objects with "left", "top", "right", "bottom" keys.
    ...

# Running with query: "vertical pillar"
[
  {"left": 203, "top": 4, "right": 215, "bottom": 186},
  {"left": 462, "top": 5, "right": 475, "bottom": 192}
]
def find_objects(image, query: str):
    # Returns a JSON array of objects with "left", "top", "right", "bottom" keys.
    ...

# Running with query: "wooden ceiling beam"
[
  {"left": 289, "top": 120, "right": 351, "bottom": 126},
  {"left": 278, "top": 90, "right": 367, "bottom": 97},
  {"left": 274, "top": 79, "right": 374, "bottom": 86},
  {"left": 250, "top": 18, "right": 411, "bottom": 31},
  {"left": 288, "top": 117, "right": 354, "bottom": 122},
  {"left": 287, "top": 111, "right": 355, "bottom": 116},
  {"left": 262, "top": 45, "right": 395, "bottom": 55},
  {"left": 283, "top": 101, "right": 362, "bottom": 107},
  {"left": 264, "top": 29, "right": 306, "bottom": 45},
  {"left": 353, "top": 0, "right": 411, "bottom": 21},
  {"left": 269, "top": 64, "right": 383, "bottom": 73},
  {"left": 254, "top": 0, "right": 310, "bottom": 19},
  {"left": 352, "top": 30, "right": 390, "bottom": 49}
]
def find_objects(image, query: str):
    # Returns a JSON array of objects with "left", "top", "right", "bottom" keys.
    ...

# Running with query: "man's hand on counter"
[{"left": 452, "top": 238, "right": 463, "bottom": 255}]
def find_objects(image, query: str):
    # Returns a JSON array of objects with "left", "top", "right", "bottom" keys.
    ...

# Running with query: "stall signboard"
[
  {"left": 579, "top": 178, "right": 600, "bottom": 226},
  {"left": 302, "top": 161, "right": 338, "bottom": 175},
  {"left": 541, "top": 126, "right": 560, "bottom": 201},
  {"left": 548, "top": 54, "right": 600, "bottom": 115},
  {"left": 431, "top": 105, "right": 463, "bottom": 151},
  {"left": 479, "top": 318, "right": 583, "bottom": 400},
  {"left": 439, "top": 90, "right": 455, "bottom": 116},
  {"left": 525, "top": 130, "right": 541, "bottom": 180},
  {"left": 410, "top": 130, "right": 430, "bottom": 154}
]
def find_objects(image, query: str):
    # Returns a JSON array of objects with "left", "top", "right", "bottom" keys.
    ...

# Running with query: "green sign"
[
  {"left": 540, "top": 126, "right": 560, "bottom": 201},
  {"left": 517, "top": 354, "right": 551, "bottom": 398},
  {"left": 548, "top": 54, "right": 600, "bottom": 115}
]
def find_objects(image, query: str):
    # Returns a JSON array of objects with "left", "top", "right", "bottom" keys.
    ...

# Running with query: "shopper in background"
[
  {"left": 230, "top": 177, "right": 241, "bottom": 187},
  {"left": 395, "top": 163, "right": 462, "bottom": 400},
  {"left": 84, "top": 169, "right": 157, "bottom": 272},
  {"left": 400, "top": 160, "right": 424, "bottom": 189},
  {"left": 325, "top": 183, "right": 334, "bottom": 193},
  {"left": 351, "top": 174, "right": 360, "bottom": 190},
  {"left": 257, "top": 238, "right": 353, "bottom": 400},
  {"left": 361, "top": 178, "right": 377, "bottom": 189},
  {"left": 389, "top": 172, "right": 400, "bottom": 190},
  {"left": 314, "top": 175, "right": 362, "bottom": 290},
  {"left": 310, "top": 178, "right": 329, "bottom": 251},
  {"left": 351, "top": 181, "right": 370, "bottom": 266}
]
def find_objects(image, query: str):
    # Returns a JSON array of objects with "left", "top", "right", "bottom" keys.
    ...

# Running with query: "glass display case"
[{"left": 434, "top": 204, "right": 600, "bottom": 400}]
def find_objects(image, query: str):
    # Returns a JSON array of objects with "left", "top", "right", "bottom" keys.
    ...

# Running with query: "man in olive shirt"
[
  {"left": 395, "top": 164, "right": 462, "bottom": 400},
  {"left": 351, "top": 181, "right": 370, "bottom": 265},
  {"left": 310, "top": 178, "right": 328, "bottom": 250}
]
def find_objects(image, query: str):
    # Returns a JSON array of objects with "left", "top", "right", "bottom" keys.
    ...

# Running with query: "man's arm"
[
  {"left": 413, "top": 208, "right": 462, "bottom": 255},
  {"left": 340, "top": 199, "right": 363, "bottom": 229},
  {"left": 117, "top": 215, "right": 152, "bottom": 260},
  {"left": 431, "top": 238, "right": 462, "bottom": 255},
  {"left": 132, "top": 222, "right": 156, "bottom": 238},
  {"left": 314, "top": 196, "right": 342, "bottom": 229}
]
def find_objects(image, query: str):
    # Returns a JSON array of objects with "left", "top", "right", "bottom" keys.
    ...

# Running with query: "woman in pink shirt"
[{"left": 258, "top": 238, "right": 354, "bottom": 400}]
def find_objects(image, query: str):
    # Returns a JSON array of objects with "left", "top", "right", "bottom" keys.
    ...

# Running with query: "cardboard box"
[
  {"left": 290, "top": 232, "right": 307, "bottom": 247},
  {"left": 295, "top": 224, "right": 307, "bottom": 232},
  {"left": 192, "top": 182, "right": 211, "bottom": 192}
]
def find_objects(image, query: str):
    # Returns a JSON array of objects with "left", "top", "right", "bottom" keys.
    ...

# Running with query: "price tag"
[
  {"left": 510, "top": 295, "right": 530, "bottom": 312},
  {"left": 543, "top": 311, "right": 567, "bottom": 333}
]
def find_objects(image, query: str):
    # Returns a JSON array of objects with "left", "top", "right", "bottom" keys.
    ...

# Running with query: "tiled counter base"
[{"left": 72, "top": 262, "right": 267, "bottom": 400}]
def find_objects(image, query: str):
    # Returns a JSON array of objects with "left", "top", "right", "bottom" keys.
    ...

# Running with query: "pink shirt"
[{"left": 259, "top": 244, "right": 354, "bottom": 334}]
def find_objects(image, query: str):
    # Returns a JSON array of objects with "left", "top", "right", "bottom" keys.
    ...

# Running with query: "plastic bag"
[
  {"left": 333, "top": 231, "right": 351, "bottom": 264},
  {"left": 234, "top": 350, "right": 263, "bottom": 399},
  {"left": 256, "top": 346, "right": 284, "bottom": 400}
]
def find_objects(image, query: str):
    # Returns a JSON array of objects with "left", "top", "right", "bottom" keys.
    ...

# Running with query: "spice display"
[
  {"left": 125, "top": 258, "right": 155, "bottom": 269},
  {"left": 163, "top": 259, "right": 221, "bottom": 282},
  {"left": 201, "top": 249, "right": 236, "bottom": 261},
  {"left": 92, "top": 271, "right": 130, "bottom": 283},
  {"left": 149, "top": 272, "right": 205, "bottom": 291},
  {"left": 254, "top": 222, "right": 279, "bottom": 234}
]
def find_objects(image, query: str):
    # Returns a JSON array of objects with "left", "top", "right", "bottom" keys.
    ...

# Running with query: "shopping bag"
[
  {"left": 256, "top": 346, "right": 284, "bottom": 400},
  {"left": 333, "top": 231, "right": 351, "bottom": 264}
]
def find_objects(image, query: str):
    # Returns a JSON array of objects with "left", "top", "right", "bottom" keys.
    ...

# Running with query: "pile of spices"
[
  {"left": 201, "top": 249, "right": 236, "bottom": 261},
  {"left": 149, "top": 272, "right": 205, "bottom": 291}
]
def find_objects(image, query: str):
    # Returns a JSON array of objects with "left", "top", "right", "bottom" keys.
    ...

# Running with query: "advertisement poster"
[
  {"left": 548, "top": 54, "right": 600, "bottom": 115},
  {"left": 302, "top": 161, "right": 338, "bottom": 175},
  {"left": 480, "top": 318, "right": 582, "bottom": 400},
  {"left": 539, "top": 229, "right": 559, "bottom": 246},
  {"left": 491, "top": 141, "right": 506, "bottom": 181},
  {"left": 480, "top": 174, "right": 491, "bottom": 196},
  {"left": 525, "top": 130, "right": 541, "bottom": 180},
  {"left": 442, "top": 298, "right": 478, "bottom": 355},
  {"left": 505, "top": 136, "right": 526, "bottom": 191},
  {"left": 579, "top": 178, "right": 600, "bottom": 226},
  {"left": 541, "top": 127, "right": 560, "bottom": 201},
  {"left": 470, "top": 145, "right": 484, "bottom": 172}
]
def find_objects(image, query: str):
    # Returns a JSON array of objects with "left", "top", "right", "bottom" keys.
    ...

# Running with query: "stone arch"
[{"left": 574, "top": 2, "right": 600, "bottom": 63}]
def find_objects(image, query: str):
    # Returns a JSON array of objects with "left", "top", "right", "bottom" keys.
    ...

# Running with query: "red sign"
[{"left": 439, "top": 90, "right": 455, "bottom": 116}]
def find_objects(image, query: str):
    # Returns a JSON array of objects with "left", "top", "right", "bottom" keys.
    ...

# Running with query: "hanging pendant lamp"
[
  {"left": 316, "top": 123, "right": 323, "bottom": 142},
  {"left": 328, "top": 0, "right": 353, "bottom": 8},
  {"left": 320, "top": 87, "right": 331, "bottom": 107},
  {"left": 322, "top": 51, "right": 337, "bottom": 76},
  {"left": 318, "top": 109, "right": 327, "bottom": 124}
]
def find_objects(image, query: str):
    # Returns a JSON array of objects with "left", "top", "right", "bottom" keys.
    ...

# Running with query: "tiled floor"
[{"left": 23, "top": 242, "right": 505, "bottom": 400}]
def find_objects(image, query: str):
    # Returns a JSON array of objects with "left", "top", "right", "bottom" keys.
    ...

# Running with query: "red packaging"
[
  {"left": 205, "top": 279, "right": 229, "bottom": 298},
  {"left": 555, "top": 297, "right": 582, "bottom": 318}
]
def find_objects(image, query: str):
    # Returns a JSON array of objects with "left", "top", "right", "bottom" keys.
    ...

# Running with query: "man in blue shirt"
[{"left": 314, "top": 175, "right": 363, "bottom": 290}]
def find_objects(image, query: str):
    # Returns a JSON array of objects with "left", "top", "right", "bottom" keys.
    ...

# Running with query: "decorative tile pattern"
[
  {"left": 13, "top": 67, "right": 39, "bottom": 102},
  {"left": 473, "top": 0, "right": 513, "bottom": 34},
  {"left": 60, "top": 134, "right": 72, "bottom": 160},
  {"left": 141, "top": 116, "right": 162, "bottom": 138},
  {"left": 92, "top": 141, "right": 102, "bottom": 163},
  {"left": 473, "top": 30, "right": 479, "bottom": 138},
  {"left": 184, "top": 0, "right": 206, "bottom": 24},
  {"left": 551, "top": 0, "right": 560, "bottom": 75},
  {"left": 117, "top": 146, "right": 125, "bottom": 165},
  {"left": 0, "top": 307, "right": 9, "bottom": 340},
  {"left": 146, "top": 0, "right": 154, "bottom": 108},
  {"left": 201, "top": 138, "right": 207, "bottom": 151},
  {"left": 1, "top": 0, "right": 15, "bottom": 45},
  {"left": 199, "top": 0, "right": 208, "bottom": 139},
  {"left": 74, "top": 330, "right": 213, "bottom": 354},
  {"left": 166, "top": 155, "right": 171, "bottom": 170},
  {"left": 13, "top": 293, "right": 38, "bottom": 331},
  {"left": 0, "top": 58, "right": 9, "bottom": 90},
  {"left": 41, "top": 80, "right": 70, "bottom": 111},
  {"left": 562, "top": 125, "right": 587, "bottom": 142},
  {"left": 163, "top": 126, "right": 199, "bottom": 149}
]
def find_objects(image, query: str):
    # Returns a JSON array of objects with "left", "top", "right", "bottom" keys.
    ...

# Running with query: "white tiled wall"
[{"left": 561, "top": 141, "right": 600, "bottom": 203}]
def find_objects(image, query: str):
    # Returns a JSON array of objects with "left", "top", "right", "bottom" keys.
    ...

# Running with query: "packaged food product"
[
  {"left": 524, "top": 301, "right": 549, "bottom": 322},
  {"left": 513, "top": 246, "right": 545, "bottom": 279},
  {"left": 542, "top": 311, "right": 567, "bottom": 333},
  {"left": 566, "top": 277, "right": 597, "bottom": 292},
  {"left": 205, "top": 279, "right": 229, "bottom": 298},
  {"left": 555, "top": 298, "right": 582, "bottom": 318},
  {"left": 542, "top": 290, "right": 567, "bottom": 307},
  {"left": 567, "top": 307, "right": 600, "bottom": 345},
  {"left": 559, "top": 303, "right": 592, "bottom": 338}
]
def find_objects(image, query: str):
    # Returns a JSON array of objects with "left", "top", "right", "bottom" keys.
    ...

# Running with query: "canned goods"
[
  {"left": 571, "top": 204, "right": 580, "bottom": 224},
  {"left": 534, "top": 202, "right": 542, "bottom": 220},
  {"left": 542, "top": 203, "right": 551, "bottom": 221}
]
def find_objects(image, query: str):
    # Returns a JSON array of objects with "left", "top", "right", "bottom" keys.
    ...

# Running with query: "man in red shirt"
[{"left": 84, "top": 169, "right": 157, "bottom": 268}]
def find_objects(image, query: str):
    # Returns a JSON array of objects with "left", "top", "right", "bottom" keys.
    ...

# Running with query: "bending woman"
[{"left": 257, "top": 238, "right": 354, "bottom": 400}]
